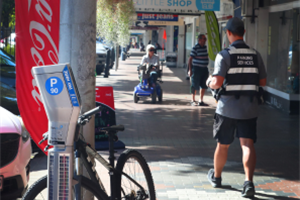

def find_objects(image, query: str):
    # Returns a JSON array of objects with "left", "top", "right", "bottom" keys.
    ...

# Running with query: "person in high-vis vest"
[{"left": 205, "top": 17, "right": 267, "bottom": 198}]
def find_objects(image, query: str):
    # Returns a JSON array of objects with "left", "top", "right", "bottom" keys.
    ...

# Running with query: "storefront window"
[{"left": 267, "top": 9, "right": 300, "bottom": 94}]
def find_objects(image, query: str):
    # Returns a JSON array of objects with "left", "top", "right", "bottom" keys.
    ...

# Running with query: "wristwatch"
[{"left": 206, "top": 80, "right": 211, "bottom": 88}]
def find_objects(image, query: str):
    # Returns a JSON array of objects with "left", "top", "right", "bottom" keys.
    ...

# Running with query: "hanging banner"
[
  {"left": 205, "top": 11, "right": 221, "bottom": 61},
  {"left": 134, "top": 0, "right": 220, "bottom": 14},
  {"left": 15, "top": 0, "right": 60, "bottom": 153}
]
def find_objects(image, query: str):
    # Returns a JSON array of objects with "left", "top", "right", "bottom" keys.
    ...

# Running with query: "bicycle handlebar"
[
  {"left": 80, "top": 106, "right": 101, "bottom": 119},
  {"left": 78, "top": 106, "right": 101, "bottom": 125},
  {"left": 39, "top": 107, "right": 102, "bottom": 146}
]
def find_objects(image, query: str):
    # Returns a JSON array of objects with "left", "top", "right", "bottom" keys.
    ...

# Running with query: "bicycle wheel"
[
  {"left": 22, "top": 175, "right": 108, "bottom": 200},
  {"left": 116, "top": 149, "right": 156, "bottom": 200}
]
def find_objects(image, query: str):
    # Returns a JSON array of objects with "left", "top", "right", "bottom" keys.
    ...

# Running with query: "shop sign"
[
  {"left": 134, "top": 0, "right": 220, "bottom": 14},
  {"left": 95, "top": 86, "right": 116, "bottom": 142},
  {"left": 137, "top": 13, "right": 178, "bottom": 21},
  {"left": 215, "top": 1, "right": 233, "bottom": 20},
  {"left": 148, "top": 18, "right": 184, "bottom": 25}
]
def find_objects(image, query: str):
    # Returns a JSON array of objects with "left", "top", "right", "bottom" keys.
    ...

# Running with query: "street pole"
[
  {"left": 59, "top": 0, "right": 96, "bottom": 146},
  {"left": 58, "top": 0, "right": 96, "bottom": 198},
  {"left": 115, "top": 44, "right": 119, "bottom": 71}
]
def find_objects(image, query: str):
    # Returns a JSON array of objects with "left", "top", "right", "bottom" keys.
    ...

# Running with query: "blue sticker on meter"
[
  {"left": 62, "top": 66, "right": 79, "bottom": 107},
  {"left": 45, "top": 77, "right": 64, "bottom": 95}
]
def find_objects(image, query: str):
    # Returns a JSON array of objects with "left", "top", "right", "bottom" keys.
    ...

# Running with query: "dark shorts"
[
  {"left": 213, "top": 113, "right": 257, "bottom": 144},
  {"left": 191, "top": 67, "right": 208, "bottom": 93}
]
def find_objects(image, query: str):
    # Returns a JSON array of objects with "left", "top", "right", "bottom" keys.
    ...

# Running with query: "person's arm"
[
  {"left": 188, "top": 57, "right": 193, "bottom": 76},
  {"left": 259, "top": 78, "right": 266, "bottom": 86},
  {"left": 256, "top": 51, "right": 267, "bottom": 87},
  {"left": 189, "top": 47, "right": 196, "bottom": 76},
  {"left": 140, "top": 56, "right": 147, "bottom": 65},
  {"left": 207, "top": 75, "right": 225, "bottom": 89},
  {"left": 206, "top": 52, "right": 229, "bottom": 89}
]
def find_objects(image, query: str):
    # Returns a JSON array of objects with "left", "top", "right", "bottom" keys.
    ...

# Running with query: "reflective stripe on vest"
[
  {"left": 227, "top": 47, "right": 257, "bottom": 55},
  {"left": 226, "top": 85, "right": 259, "bottom": 92},
  {"left": 222, "top": 43, "right": 260, "bottom": 98},
  {"left": 227, "top": 67, "right": 259, "bottom": 74}
]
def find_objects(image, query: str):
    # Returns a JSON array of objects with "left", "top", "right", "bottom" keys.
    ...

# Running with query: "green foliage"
[
  {"left": 1, "top": 0, "right": 15, "bottom": 28},
  {"left": 3, "top": 44, "right": 15, "bottom": 57},
  {"left": 96, "top": 0, "right": 135, "bottom": 46}
]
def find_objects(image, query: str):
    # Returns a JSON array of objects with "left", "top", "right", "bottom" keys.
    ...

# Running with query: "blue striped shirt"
[{"left": 190, "top": 44, "right": 209, "bottom": 67}]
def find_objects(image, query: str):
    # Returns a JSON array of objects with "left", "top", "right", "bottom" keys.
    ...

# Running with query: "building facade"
[{"left": 240, "top": 0, "right": 300, "bottom": 114}]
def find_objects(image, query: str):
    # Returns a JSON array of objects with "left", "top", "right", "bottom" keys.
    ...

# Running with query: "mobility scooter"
[{"left": 133, "top": 63, "right": 163, "bottom": 103}]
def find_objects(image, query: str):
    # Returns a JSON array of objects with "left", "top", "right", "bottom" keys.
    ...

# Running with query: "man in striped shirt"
[{"left": 188, "top": 34, "right": 209, "bottom": 106}]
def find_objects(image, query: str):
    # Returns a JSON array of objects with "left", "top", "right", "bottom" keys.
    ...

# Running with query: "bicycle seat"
[{"left": 100, "top": 125, "right": 125, "bottom": 132}]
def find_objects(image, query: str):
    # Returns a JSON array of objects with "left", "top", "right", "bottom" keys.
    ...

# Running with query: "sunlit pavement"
[{"left": 28, "top": 54, "right": 299, "bottom": 200}]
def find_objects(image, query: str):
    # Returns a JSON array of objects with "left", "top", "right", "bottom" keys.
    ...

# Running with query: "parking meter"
[{"left": 32, "top": 63, "right": 81, "bottom": 200}]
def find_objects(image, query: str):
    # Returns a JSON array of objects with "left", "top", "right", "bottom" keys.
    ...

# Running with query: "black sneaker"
[
  {"left": 199, "top": 101, "right": 209, "bottom": 106},
  {"left": 241, "top": 181, "right": 255, "bottom": 198},
  {"left": 207, "top": 169, "right": 222, "bottom": 188}
]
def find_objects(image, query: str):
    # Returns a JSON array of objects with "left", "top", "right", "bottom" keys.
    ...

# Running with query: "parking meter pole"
[
  {"left": 115, "top": 44, "right": 119, "bottom": 71},
  {"left": 32, "top": 64, "right": 81, "bottom": 200}
]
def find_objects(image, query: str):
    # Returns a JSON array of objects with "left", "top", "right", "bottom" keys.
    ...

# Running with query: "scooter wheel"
[
  {"left": 158, "top": 89, "right": 163, "bottom": 102},
  {"left": 134, "top": 93, "right": 139, "bottom": 103},
  {"left": 151, "top": 90, "right": 157, "bottom": 104}
]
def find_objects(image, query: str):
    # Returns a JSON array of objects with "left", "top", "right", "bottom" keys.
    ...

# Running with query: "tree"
[
  {"left": 1, "top": 0, "right": 15, "bottom": 39},
  {"left": 96, "top": 0, "right": 135, "bottom": 46}
]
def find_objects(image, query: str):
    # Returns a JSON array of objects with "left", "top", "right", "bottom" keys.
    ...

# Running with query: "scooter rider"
[{"left": 140, "top": 44, "right": 160, "bottom": 87}]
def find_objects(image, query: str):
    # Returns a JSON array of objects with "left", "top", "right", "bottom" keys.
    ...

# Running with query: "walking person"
[
  {"left": 188, "top": 34, "right": 209, "bottom": 106},
  {"left": 206, "top": 17, "right": 267, "bottom": 198}
]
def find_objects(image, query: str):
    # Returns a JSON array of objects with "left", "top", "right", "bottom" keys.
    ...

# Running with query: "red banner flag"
[{"left": 15, "top": 0, "right": 60, "bottom": 153}]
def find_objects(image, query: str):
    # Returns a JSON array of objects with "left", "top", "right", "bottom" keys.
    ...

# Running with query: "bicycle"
[{"left": 22, "top": 106, "right": 156, "bottom": 200}]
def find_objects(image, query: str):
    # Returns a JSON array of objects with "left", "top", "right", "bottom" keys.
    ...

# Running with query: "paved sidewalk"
[{"left": 28, "top": 55, "right": 300, "bottom": 200}]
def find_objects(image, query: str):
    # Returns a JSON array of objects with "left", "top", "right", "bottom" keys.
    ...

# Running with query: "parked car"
[
  {"left": 0, "top": 32, "right": 16, "bottom": 49},
  {"left": 0, "top": 106, "right": 32, "bottom": 200},
  {"left": 96, "top": 40, "right": 108, "bottom": 75},
  {"left": 0, "top": 49, "right": 41, "bottom": 153},
  {"left": 0, "top": 48, "right": 16, "bottom": 88}
]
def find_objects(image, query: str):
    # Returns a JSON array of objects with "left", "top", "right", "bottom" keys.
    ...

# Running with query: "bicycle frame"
[{"left": 73, "top": 136, "right": 147, "bottom": 200}]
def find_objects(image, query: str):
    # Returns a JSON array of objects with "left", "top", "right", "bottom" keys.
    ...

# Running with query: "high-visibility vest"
[{"left": 223, "top": 43, "right": 260, "bottom": 100}]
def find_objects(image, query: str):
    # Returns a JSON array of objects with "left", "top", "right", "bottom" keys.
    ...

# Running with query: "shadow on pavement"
[{"left": 28, "top": 56, "right": 299, "bottom": 200}]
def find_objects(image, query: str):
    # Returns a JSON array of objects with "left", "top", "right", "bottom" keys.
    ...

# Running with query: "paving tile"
[{"left": 25, "top": 55, "right": 300, "bottom": 200}]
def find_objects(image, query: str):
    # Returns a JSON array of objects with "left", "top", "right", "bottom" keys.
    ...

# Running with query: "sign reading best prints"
[
  {"left": 137, "top": 13, "right": 178, "bottom": 21},
  {"left": 134, "top": 0, "right": 220, "bottom": 14}
]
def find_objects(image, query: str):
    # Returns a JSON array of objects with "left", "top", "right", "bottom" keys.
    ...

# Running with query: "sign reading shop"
[
  {"left": 134, "top": 0, "right": 220, "bottom": 14},
  {"left": 137, "top": 13, "right": 179, "bottom": 21}
]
